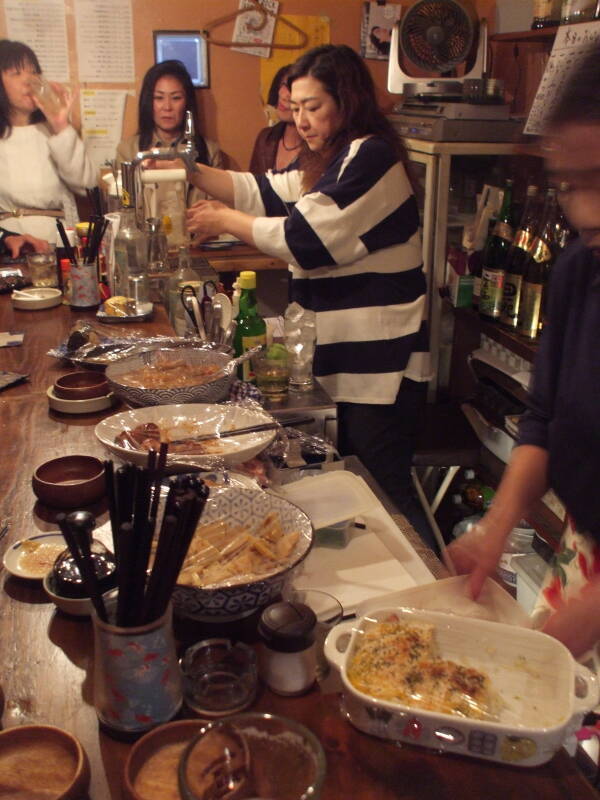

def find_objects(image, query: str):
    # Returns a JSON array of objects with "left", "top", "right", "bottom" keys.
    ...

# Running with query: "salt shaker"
[{"left": 257, "top": 601, "right": 317, "bottom": 696}]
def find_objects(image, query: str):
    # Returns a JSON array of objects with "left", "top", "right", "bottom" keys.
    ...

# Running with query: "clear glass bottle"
[
  {"left": 166, "top": 245, "right": 201, "bottom": 333},
  {"left": 234, "top": 270, "right": 267, "bottom": 381},
  {"left": 113, "top": 162, "right": 150, "bottom": 310},
  {"left": 561, "top": 0, "right": 597, "bottom": 23}
]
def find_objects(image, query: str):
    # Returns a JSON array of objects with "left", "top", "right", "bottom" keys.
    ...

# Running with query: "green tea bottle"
[{"left": 234, "top": 270, "right": 267, "bottom": 381}]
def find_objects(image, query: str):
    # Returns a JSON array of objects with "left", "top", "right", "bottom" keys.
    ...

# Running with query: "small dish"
[
  {"left": 124, "top": 719, "right": 205, "bottom": 800},
  {"left": 96, "top": 301, "right": 153, "bottom": 323},
  {"left": 12, "top": 287, "right": 62, "bottom": 310},
  {"left": 47, "top": 386, "right": 115, "bottom": 415},
  {"left": 53, "top": 371, "right": 109, "bottom": 400},
  {"left": 43, "top": 572, "right": 115, "bottom": 617},
  {"left": 0, "top": 724, "right": 90, "bottom": 799},
  {"left": 32, "top": 455, "right": 106, "bottom": 508},
  {"left": 3, "top": 532, "right": 67, "bottom": 580}
]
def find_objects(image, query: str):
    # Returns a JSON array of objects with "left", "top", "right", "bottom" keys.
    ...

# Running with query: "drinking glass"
[
  {"left": 27, "top": 74, "right": 65, "bottom": 115},
  {"left": 284, "top": 302, "right": 316, "bottom": 392},
  {"left": 282, "top": 588, "right": 343, "bottom": 680},
  {"left": 251, "top": 348, "right": 289, "bottom": 399},
  {"left": 26, "top": 248, "right": 58, "bottom": 288}
]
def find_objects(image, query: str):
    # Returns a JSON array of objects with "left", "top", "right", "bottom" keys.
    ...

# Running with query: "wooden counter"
[
  {"left": 196, "top": 243, "right": 287, "bottom": 273},
  {"left": 0, "top": 296, "right": 595, "bottom": 800}
]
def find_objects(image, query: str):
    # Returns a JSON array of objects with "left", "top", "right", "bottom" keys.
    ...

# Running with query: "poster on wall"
[
  {"left": 4, "top": 0, "right": 70, "bottom": 82},
  {"left": 231, "top": 0, "right": 280, "bottom": 58},
  {"left": 74, "top": 0, "right": 135, "bottom": 83},
  {"left": 360, "top": 1, "right": 402, "bottom": 61},
  {"left": 80, "top": 89, "right": 128, "bottom": 174}
]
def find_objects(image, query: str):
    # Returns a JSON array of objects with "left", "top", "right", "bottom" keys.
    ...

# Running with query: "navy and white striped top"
[{"left": 230, "top": 135, "right": 430, "bottom": 404}]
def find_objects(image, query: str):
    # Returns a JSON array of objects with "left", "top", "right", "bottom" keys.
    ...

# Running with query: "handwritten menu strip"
[
  {"left": 525, "top": 20, "right": 600, "bottom": 136},
  {"left": 74, "top": 0, "right": 135, "bottom": 83},
  {"left": 80, "top": 89, "right": 128, "bottom": 173},
  {"left": 4, "top": 0, "right": 70, "bottom": 82}
]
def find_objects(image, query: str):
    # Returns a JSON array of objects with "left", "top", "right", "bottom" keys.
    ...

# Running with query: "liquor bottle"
[
  {"left": 234, "top": 270, "right": 267, "bottom": 382},
  {"left": 500, "top": 184, "right": 540, "bottom": 329},
  {"left": 479, "top": 179, "right": 514, "bottom": 321},
  {"left": 166, "top": 245, "right": 201, "bottom": 333},
  {"left": 561, "top": 0, "right": 596, "bottom": 23},
  {"left": 517, "top": 188, "right": 559, "bottom": 339},
  {"left": 532, "top": 0, "right": 562, "bottom": 27},
  {"left": 554, "top": 184, "right": 577, "bottom": 250},
  {"left": 113, "top": 162, "right": 150, "bottom": 308}
]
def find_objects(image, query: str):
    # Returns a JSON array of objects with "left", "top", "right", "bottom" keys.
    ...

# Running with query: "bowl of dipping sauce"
[
  {"left": 32, "top": 455, "right": 106, "bottom": 508},
  {"left": 53, "top": 371, "right": 109, "bottom": 401}
]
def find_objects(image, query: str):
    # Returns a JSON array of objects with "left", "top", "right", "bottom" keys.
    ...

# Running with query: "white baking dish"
[{"left": 324, "top": 606, "right": 598, "bottom": 766}]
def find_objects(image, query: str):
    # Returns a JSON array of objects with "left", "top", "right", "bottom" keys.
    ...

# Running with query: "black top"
[{"left": 517, "top": 239, "right": 600, "bottom": 538}]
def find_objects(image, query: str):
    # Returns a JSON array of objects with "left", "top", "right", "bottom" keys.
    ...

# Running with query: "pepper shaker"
[{"left": 257, "top": 601, "right": 317, "bottom": 696}]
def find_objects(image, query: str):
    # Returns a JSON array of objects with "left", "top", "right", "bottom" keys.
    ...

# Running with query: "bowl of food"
[
  {"left": 324, "top": 606, "right": 600, "bottom": 767},
  {"left": 170, "top": 487, "right": 313, "bottom": 620},
  {"left": 94, "top": 403, "right": 278, "bottom": 469},
  {"left": 0, "top": 724, "right": 90, "bottom": 799},
  {"left": 105, "top": 346, "right": 235, "bottom": 406},
  {"left": 53, "top": 371, "right": 109, "bottom": 400},
  {"left": 32, "top": 455, "right": 106, "bottom": 508}
]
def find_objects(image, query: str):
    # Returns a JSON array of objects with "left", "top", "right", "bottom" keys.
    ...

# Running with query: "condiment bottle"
[
  {"left": 59, "top": 258, "right": 72, "bottom": 305},
  {"left": 52, "top": 511, "right": 117, "bottom": 599},
  {"left": 233, "top": 270, "right": 266, "bottom": 381},
  {"left": 257, "top": 601, "right": 317, "bottom": 696}
]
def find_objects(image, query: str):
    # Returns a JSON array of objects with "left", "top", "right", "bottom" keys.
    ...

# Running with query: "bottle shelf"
[{"left": 451, "top": 305, "right": 539, "bottom": 363}]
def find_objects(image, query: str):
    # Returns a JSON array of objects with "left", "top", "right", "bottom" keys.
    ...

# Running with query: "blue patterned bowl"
[
  {"left": 172, "top": 488, "right": 314, "bottom": 621},
  {"left": 105, "top": 346, "right": 234, "bottom": 407}
]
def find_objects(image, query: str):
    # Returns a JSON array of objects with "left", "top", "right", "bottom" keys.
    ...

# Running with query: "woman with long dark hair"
[
  {"left": 0, "top": 39, "right": 95, "bottom": 243},
  {"left": 249, "top": 63, "right": 303, "bottom": 172},
  {"left": 162, "top": 44, "right": 433, "bottom": 544},
  {"left": 117, "top": 60, "right": 222, "bottom": 245}
]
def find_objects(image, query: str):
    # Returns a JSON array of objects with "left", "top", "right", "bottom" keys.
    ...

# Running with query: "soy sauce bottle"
[{"left": 52, "top": 511, "right": 117, "bottom": 599}]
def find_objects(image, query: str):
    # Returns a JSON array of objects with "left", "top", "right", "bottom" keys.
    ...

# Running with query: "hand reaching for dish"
[
  {"left": 4, "top": 233, "right": 50, "bottom": 257},
  {"left": 446, "top": 521, "right": 507, "bottom": 600},
  {"left": 186, "top": 200, "right": 230, "bottom": 239}
]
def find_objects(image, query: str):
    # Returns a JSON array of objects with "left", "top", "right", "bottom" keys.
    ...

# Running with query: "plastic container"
[
  {"left": 497, "top": 523, "right": 535, "bottom": 587},
  {"left": 512, "top": 552, "right": 548, "bottom": 615}
]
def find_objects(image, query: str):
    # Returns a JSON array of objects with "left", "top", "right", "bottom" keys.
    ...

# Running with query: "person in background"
[
  {"left": 448, "top": 46, "right": 600, "bottom": 658},
  {"left": 0, "top": 39, "right": 96, "bottom": 244},
  {"left": 117, "top": 59, "right": 222, "bottom": 207},
  {"left": 249, "top": 64, "right": 304, "bottom": 173},
  {"left": 164, "top": 44, "right": 434, "bottom": 547},
  {"left": 0, "top": 227, "right": 49, "bottom": 257}
]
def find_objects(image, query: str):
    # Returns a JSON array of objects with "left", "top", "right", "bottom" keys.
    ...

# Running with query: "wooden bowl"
[
  {"left": 53, "top": 371, "right": 109, "bottom": 401},
  {"left": 124, "top": 719, "right": 205, "bottom": 800},
  {"left": 32, "top": 455, "right": 106, "bottom": 508},
  {"left": 0, "top": 724, "right": 90, "bottom": 799}
]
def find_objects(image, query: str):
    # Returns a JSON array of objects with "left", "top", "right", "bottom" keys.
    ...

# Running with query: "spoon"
[{"left": 212, "top": 292, "right": 232, "bottom": 330}]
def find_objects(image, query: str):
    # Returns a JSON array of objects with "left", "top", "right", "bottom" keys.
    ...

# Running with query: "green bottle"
[
  {"left": 479, "top": 179, "right": 514, "bottom": 321},
  {"left": 233, "top": 270, "right": 266, "bottom": 382}
]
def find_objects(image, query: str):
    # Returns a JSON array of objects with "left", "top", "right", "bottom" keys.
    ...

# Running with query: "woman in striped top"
[{"left": 182, "top": 45, "right": 434, "bottom": 545}]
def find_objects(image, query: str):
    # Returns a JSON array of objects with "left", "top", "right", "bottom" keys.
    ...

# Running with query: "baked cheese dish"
[{"left": 347, "top": 620, "right": 495, "bottom": 720}]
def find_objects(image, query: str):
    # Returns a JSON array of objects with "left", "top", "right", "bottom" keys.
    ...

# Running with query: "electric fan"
[{"left": 388, "top": 0, "right": 487, "bottom": 100}]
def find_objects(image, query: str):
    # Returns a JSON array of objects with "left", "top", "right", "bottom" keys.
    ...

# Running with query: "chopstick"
[
  {"left": 168, "top": 415, "right": 316, "bottom": 446},
  {"left": 56, "top": 219, "right": 76, "bottom": 265}
]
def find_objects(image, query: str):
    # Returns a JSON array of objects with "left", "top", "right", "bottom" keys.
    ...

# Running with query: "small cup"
[
  {"left": 26, "top": 248, "right": 58, "bottom": 288},
  {"left": 282, "top": 588, "right": 343, "bottom": 680},
  {"left": 180, "top": 638, "right": 258, "bottom": 717},
  {"left": 251, "top": 349, "right": 289, "bottom": 399}
]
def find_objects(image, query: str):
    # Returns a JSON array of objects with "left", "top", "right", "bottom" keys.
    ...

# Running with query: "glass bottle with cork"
[
  {"left": 479, "top": 179, "right": 514, "bottom": 321},
  {"left": 234, "top": 270, "right": 267, "bottom": 382},
  {"left": 517, "top": 188, "right": 559, "bottom": 339},
  {"left": 500, "top": 184, "right": 540, "bottom": 329}
]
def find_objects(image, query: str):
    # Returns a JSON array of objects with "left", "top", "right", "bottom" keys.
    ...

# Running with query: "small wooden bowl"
[
  {"left": 124, "top": 719, "right": 205, "bottom": 800},
  {"left": 32, "top": 455, "right": 106, "bottom": 508},
  {"left": 0, "top": 724, "right": 90, "bottom": 799},
  {"left": 53, "top": 371, "right": 109, "bottom": 401}
]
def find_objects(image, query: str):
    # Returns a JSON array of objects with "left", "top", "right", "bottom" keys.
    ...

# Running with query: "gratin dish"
[
  {"left": 172, "top": 488, "right": 313, "bottom": 621},
  {"left": 324, "top": 606, "right": 599, "bottom": 767},
  {"left": 105, "top": 346, "right": 234, "bottom": 406}
]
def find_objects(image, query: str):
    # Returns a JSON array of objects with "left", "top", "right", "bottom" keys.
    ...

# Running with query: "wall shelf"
[
  {"left": 452, "top": 306, "right": 539, "bottom": 363},
  {"left": 491, "top": 27, "right": 558, "bottom": 43}
]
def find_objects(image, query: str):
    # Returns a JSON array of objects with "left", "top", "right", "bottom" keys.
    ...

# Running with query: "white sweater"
[{"left": 0, "top": 122, "right": 96, "bottom": 243}]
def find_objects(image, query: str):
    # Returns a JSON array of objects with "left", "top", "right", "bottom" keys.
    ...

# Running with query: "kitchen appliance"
[{"left": 388, "top": 0, "right": 523, "bottom": 141}]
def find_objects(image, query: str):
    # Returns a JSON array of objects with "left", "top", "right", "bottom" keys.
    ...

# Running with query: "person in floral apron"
[{"left": 448, "top": 46, "right": 600, "bottom": 662}]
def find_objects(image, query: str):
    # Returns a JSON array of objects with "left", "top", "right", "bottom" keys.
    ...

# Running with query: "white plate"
[
  {"left": 47, "top": 386, "right": 116, "bottom": 415},
  {"left": 12, "top": 287, "right": 62, "bottom": 310},
  {"left": 3, "top": 532, "right": 67, "bottom": 580},
  {"left": 94, "top": 403, "right": 277, "bottom": 468},
  {"left": 96, "top": 301, "right": 153, "bottom": 323}
]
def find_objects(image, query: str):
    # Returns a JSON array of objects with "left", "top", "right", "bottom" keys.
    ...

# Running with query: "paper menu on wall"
[
  {"left": 4, "top": 0, "right": 70, "bottom": 82},
  {"left": 232, "top": 0, "right": 280, "bottom": 58},
  {"left": 74, "top": 0, "right": 135, "bottom": 82},
  {"left": 525, "top": 20, "right": 600, "bottom": 136},
  {"left": 80, "top": 89, "right": 128, "bottom": 174}
]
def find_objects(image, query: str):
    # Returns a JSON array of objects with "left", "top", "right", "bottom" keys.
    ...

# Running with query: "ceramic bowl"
[
  {"left": 11, "top": 287, "right": 62, "bottom": 310},
  {"left": 43, "top": 572, "right": 115, "bottom": 617},
  {"left": 46, "top": 386, "right": 116, "bottom": 415},
  {"left": 53, "top": 371, "right": 109, "bottom": 400},
  {"left": 172, "top": 487, "right": 313, "bottom": 621},
  {"left": 32, "top": 455, "right": 106, "bottom": 508},
  {"left": 0, "top": 724, "right": 90, "bottom": 799},
  {"left": 124, "top": 719, "right": 205, "bottom": 800},
  {"left": 105, "top": 346, "right": 234, "bottom": 407}
]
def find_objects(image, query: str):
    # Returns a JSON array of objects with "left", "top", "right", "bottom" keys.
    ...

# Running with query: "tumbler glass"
[{"left": 26, "top": 248, "right": 58, "bottom": 288}]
